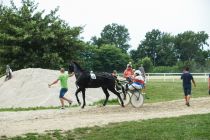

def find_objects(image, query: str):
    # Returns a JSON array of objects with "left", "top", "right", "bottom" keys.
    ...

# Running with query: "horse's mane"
[{"left": 73, "top": 61, "right": 85, "bottom": 72}]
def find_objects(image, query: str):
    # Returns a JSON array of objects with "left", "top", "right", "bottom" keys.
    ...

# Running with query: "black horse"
[{"left": 68, "top": 61, "right": 124, "bottom": 108}]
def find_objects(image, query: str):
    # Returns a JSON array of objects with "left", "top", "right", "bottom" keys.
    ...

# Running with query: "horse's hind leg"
[
  {"left": 108, "top": 87, "right": 124, "bottom": 107},
  {"left": 119, "top": 83, "right": 126, "bottom": 100},
  {"left": 101, "top": 87, "right": 110, "bottom": 106},
  {"left": 81, "top": 88, "right": 86, "bottom": 109}
]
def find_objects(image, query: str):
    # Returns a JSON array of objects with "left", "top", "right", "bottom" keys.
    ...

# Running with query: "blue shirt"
[{"left": 181, "top": 72, "right": 193, "bottom": 88}]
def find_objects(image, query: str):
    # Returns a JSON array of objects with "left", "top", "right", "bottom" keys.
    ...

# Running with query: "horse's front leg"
[
  {"left": 81, "top": 88, "right": 86, "bottom": 109},
  {"left": 75, "top": 88, "right": 82, "bottom": 106}
]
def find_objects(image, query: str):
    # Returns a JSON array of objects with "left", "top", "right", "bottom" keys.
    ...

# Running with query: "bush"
[
  {"left": 152, "top": 66, "right": 179, "bottom": 73},
  {"left": 135, "top": 57, "right": 153, "bottom": 72}
]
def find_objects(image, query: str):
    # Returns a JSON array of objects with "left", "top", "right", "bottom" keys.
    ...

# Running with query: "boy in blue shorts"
[{"left": 49, "top": 68, "right": 74, "bottom": 109}]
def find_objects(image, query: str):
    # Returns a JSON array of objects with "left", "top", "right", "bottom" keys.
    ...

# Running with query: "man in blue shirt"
[{"left": 181, "top": 67, "right": 196, "bottom": 106}]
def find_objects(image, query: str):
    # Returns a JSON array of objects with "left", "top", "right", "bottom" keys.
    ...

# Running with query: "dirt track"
[{"left": 1, "top": 97, "right": 210, "bottom": 137}]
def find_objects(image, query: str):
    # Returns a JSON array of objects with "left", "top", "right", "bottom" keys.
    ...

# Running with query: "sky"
[{"left": 1, "top": 0, "right": 210, "bottom": 50}]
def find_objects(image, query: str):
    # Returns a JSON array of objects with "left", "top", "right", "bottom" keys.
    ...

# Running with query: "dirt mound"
[{"left": 0, "top": 68, "right": 116, "bottom": 108}]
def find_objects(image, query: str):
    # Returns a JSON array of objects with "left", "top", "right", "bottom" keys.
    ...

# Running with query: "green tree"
[
  {"left": 79, "top": 44, "right": 98, "bottom": 70},
  {"left": 91, "top": 45, "right": 130, "bottom": 72},
  {"left": 131, "top": 29, "right": 176, "bottom": 66},
  {"left": 0, "top": 0, "right": 84, "bottom": 70},
  {"left": 136, "top": 57, "right": 153, "bottom": 72},
  {"left": 174, "top": 31, "right": 209, "bottom": 64},
  {"left": 91, "top": 23, "right": 131, "bottom": 53}
]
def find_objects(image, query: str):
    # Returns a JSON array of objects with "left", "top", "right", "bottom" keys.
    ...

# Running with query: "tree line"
[{"left": 0, "top": 0, "right": 209, "bottom": 75}]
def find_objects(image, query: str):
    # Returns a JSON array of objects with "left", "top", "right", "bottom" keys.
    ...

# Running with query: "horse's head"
[
  {"left": 68, "top": 61, "right": 84, "bottom": 79},
  {"left": 68, "top": 63, "right": 74, "bottom": 74}
]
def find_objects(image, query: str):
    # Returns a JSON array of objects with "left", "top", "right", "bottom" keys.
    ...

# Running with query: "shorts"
[
  {"left": 183, "top": 87, "right": 191, "bottom": 96},
  {"left": 59, "top": 88, "right": 68, "bottom": 98},
  {"left": 128, "top": 83, "right": 143, "bottom": 90}
]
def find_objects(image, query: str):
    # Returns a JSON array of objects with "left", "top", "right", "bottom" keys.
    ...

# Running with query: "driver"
[{"left": 128, "top": 70, "right": 144, "bottom": 91}]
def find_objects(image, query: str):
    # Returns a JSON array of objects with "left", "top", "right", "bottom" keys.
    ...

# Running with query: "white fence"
[{"left": 146, "top": 73, "right": 210, "bottom": 82}]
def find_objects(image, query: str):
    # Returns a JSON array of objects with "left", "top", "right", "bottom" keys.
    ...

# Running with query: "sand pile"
[{"left": 0, "top": 68, "right": 116, "bottom": 108}]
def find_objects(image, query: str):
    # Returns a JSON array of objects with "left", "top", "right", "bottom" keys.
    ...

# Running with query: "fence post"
[
  {"left": 209, "top": 74, "right": 210, "bottom": 95},
  {"left": 164, "top": 73, "right": 166, "bottom": 81},
  {"left": 205, "top": 73, "right": 207, "bottom": 82}
]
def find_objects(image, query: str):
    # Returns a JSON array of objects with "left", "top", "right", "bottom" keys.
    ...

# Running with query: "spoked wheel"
[
  {"left": 130, "top": 91, "right": 144, "bottom": 108},
  {"left": 118, "top": 92, "right": 130, "bottom": 106}
]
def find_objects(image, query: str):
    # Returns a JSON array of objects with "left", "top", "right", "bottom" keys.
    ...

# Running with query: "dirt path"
[{"left": 1, "top": 97, "right": 210, "bottom": 137}]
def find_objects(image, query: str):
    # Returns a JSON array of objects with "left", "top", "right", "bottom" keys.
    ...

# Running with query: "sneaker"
[
  {"left": 186, "top": 102, "right": 190, "bottom": 107},
  {"left": 68, "top": 100, "right": 73, "bottom": 106}
]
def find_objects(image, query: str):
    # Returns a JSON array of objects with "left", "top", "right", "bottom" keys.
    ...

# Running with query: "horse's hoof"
[{"left": 97, "top": 105, "right": 103, "bottom": 108}]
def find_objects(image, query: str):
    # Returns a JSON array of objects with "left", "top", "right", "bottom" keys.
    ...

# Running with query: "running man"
[{"left": 48, "top": 68, "right": 74, "bottom": 109}]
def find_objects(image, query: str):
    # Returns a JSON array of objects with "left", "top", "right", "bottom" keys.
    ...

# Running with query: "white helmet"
[{"left": 134, "top": 70, "right": 141, "bottom": 75}]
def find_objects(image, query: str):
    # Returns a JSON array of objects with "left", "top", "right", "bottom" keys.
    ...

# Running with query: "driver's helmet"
[{"left": 134, "top": 70, "right": 141, "bottom": 75}]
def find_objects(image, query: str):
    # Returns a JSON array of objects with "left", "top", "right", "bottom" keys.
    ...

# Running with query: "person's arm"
[
  {"left": 192, "top": 79, "right": 196, "bottom": 87},
  {"left": 48, "top": 79, "right": 59, "bottom": 88},
  {"left": 181, "top": 74, "right": 183, "bottom": 80}
]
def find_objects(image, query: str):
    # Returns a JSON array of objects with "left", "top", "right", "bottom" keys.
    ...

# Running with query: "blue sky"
[{"left": 1, "top": 0, "right": 210, "bottom": 50}]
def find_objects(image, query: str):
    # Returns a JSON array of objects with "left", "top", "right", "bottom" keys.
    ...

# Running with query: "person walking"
[
  {"left": 181, "top": 67, "right": 196, "bottom": 106},
  {"left": 139, "top": 64, "right": 145, "bottom": 79},
  {"left": 138, "top": 64, "right": 149, "bottom": 99},
  {"left": 48, "top": 68, "right": 74, "bottom": 109}
]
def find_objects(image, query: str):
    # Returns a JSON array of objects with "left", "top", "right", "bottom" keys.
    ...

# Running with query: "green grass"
[
  {"left": 6, "top": 113, "right": 210, "bottom": 140},
  {"left": 93, "top": 80, "right": 209, "bottom": 105},
  {"left": 145, "top": 80, "right": 208, "bottom": 103},
  {"left": 92, "top": 98, "right": 118, "bottom": 106},
  {"left": 0, "top": 105, "right": 79, "bottom": 112}
]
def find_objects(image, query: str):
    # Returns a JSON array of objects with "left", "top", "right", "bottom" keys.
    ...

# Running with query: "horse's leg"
[
  {"left": 75, "top": 88, "right": 82, "bottom": 105},
  {"left": 101, "top": 87, "right": 110, "bottom": 106},
  {"left": 81, "top": 88, "right": 86, "bottom": 109},
  {"left": 108, "top": 87, "right": 125, "bottom": 107}
]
